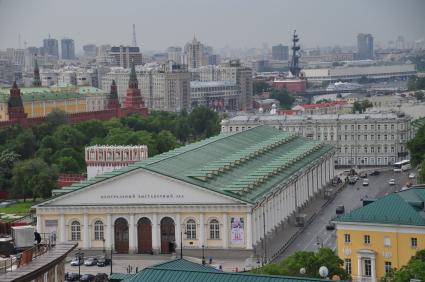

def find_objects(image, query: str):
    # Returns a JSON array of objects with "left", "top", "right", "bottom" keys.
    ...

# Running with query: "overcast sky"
[{"left": 1, "top": 0, "right": 424, "bottom": 52}]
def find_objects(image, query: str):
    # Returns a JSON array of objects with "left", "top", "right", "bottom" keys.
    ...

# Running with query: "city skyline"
[{"left": 0, "top": 0, "right": 424, "bottom": 52}]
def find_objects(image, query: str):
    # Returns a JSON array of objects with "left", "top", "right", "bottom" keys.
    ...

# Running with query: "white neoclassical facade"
[{"left": 35, "top": 126, "right": 335, "bottom": 254}]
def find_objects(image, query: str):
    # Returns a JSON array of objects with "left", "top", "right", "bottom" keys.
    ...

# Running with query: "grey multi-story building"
[
  {"left": 61, "top": 38, "right": 75, "bottom": 60},
  {"left": 190, "top": 81, "right": 239, "bottom": 111},
  {"left": 167, "top": 46, "right": 182, "bottom": 64},
  {"left": 43, "top": 37, "right": 59, "bottom": 58},
  {"left": 184, "top": 37, "right": 207, "bottom": 69},
  {"left": 109, "top": 46, "right": 143, "bottom": 68},
  {"left": 357, "top": 33, "right": 374, "bottom": 60},
  {"left": 221, "top": 112, "right": 412, "bottom": 167},
  {"left": 83, "top": 44, "right": 97, "bottom": 57},
  {"left": 102, "top": 63, "right": 190, "bottom": 112},
  {"left": 272, "top": 44, "right": 289, "bottom": 61}
]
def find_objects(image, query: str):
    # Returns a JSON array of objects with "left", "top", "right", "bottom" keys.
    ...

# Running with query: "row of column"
[
  {"left": 43, "top": 211, "right": 253, "bottom": 252},
  {"left": 252, "top": 155, "right": 334, "bottom": 244}
]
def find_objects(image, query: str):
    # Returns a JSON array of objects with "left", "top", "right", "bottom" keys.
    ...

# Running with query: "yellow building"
[
  {"left": 334, "top": 186, "right": 425, "bottom": 281},
  {"left": 0, "top": 83, "right": 108, "bottom": 121}
]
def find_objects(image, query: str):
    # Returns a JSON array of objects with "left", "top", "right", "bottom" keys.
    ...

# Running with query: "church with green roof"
[{"left": 34, "top": 126, "right": 335, "bottom": 256}]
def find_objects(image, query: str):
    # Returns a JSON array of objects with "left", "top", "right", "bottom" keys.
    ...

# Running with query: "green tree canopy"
[
  {"left": 255, "top": 248, "right": 350, "bottom": 280},
  {"left": 352, "top": 100, "right": 373, "bottom": 113},
  {"left": 392, "top": 249, "right": 425, "bottom": 281},
  {"left": 270, "top": 89, "right": 295, "bottom": 109},
  {"left": 407, "top": 122, "right": 425, "bottom": 167},
  {"left": 254, "top": 80, "right": 271, "bottom": 95}
]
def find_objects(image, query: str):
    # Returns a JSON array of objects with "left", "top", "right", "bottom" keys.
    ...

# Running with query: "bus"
[{"left": 393, "top": 160, "right": 411, "bottom": 172}]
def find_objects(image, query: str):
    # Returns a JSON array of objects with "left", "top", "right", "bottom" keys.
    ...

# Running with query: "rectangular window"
[
  {"left": 345, "top": 259, "right": 352, "bottom": 275},
  {"left": 364, "top": 259, "right": 372, "bottom": 276},
  {"left": 384, "top": 236, "right": 391, "bottom": 247},
  {"left": 411, "top": 237, "right": 418, "bottom": 248},
  {"left": 385, "top": 261, "right": 392, "bottom": 276},
  {"left": 364, "top": 235, "right": 371, "bottom": 245},
  {"left": 344, "top": 234, "right": 351, "bottom": 243}
]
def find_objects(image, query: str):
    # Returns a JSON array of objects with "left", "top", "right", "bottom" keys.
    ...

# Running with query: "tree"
[
  {"left": 11, "top": 158, "right": 58, "bottom": 201},
  {"left": 255, "top": 248, "right": 350, "bottom": 280},
  {"left": 407, "top": 123, "right": 425, "bottom": 167},
  {"left": 392, "top": 249, "right": 425, "bottom": 281},
  {"left": 352, "top": 100, "right": 373, "bottom": 113},
  {"left": 155, "top": 130, "right": 178, "bottom": 154},
  {"left": 414, "top": 91, "right": 424, "bottom": 101},
  {"left": 270, "top": 89, "right": 295, "bottom": 109},
  {"left": 188, "top": 106, "right": 220, "bottom": 139},
  {"left": 254, "top": 80, "right": 270, "bottom": 95},
  {"left": 0, "top": 149, "right": 20, "bottom": 191},
  {"left": 56, "top": 156, "right": 81, "bottom": 174}
]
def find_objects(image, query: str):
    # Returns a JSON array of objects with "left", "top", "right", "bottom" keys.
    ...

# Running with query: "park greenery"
[
  {"left": 253, "top": 80, "right": 271, "bottom": 95},
  {"left": 270, "top": 89, "right": 295, "bottom": 109},
  {"left": 351, "top": 100, "right": 373, "bottom": 113},
  {"left": 0, "top": 107, "right": 221, "bottom": 200},
  {"left": 254, "top": 248, "right": 350, "bottom": 280},
  {"left": 407, "top": 76, "right": 425, "bottom": 91},
  {"left": 407, "top": 121, "right": 425, "bottom": 182}
]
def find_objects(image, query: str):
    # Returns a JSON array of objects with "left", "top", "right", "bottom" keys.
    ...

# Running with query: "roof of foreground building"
[
  {"left": 50, "top": 126, "right": 334, "bottom": 204},
  {"left": 335, "top": 186, "right": 425, "bottom": 226}
]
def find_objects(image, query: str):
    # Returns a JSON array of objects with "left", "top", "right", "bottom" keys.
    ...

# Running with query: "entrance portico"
[{"left": 356, "top": 249, "right": 376, "bottom": 282}]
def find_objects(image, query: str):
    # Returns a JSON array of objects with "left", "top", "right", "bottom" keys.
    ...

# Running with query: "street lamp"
[
  {"left": 319, "top": 266, "right": 329, "bottom": 279},
  {"left": 201, "top": 245, "right": 205, "bottom": 265},
  {"left": 76, "top": 248, "right": 84, "bottom": 279},
  {"left": 300, "top": 267, "right": 306, "bottom": 275},
  {"left": 180, "top": 231, "right": 187, "bottom": 259}
]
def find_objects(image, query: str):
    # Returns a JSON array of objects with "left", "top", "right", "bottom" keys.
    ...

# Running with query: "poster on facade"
[{"left": 231, "top": 217, "right": 244, "bottom": 245}]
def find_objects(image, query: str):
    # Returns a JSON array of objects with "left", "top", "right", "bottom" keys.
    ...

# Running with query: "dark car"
[
  {"left": 336, "top": 205, "right": 345, "bottom": 214},
  {"left": 97, "top": 256, "right": 111, "bottom": 267},
  {"left": 369, "top": 170, "right": 380, "bottom": 176},
  {"left": 326, "top": 222, "right": 336, "bottom": 231},
  {"left": 65, "top": 273, "right": 80, "bottom": 281},
  {"left": 80, "top": 274, "right": 96, "bottom": 282},
  {"left": 95, "top": 273, "right": 109, "bottom": 282},
  {"left": 359, "top": 172, "right": 368, "bottom": 178}
]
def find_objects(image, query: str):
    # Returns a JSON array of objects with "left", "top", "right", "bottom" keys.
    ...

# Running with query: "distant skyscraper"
[
  {"left": 43, "top": 37, "right": 59, "bottom": 58},
  {"left": 109, "top": 46, "right": 143, "bottom": 68},
  {"left": 61, "top": 38, "right": 75, "bottom": 60},
  {"left": 357, "top": 33, "right": 374, "bottom": 60},
  {"left": 167, "top": 46, "right": 182, "bottom": 64},
  {"left": 83, "top": 44, "right": 97, "bottom": 57},
  {"left": 185, "top": 36, "right": 207, "bottom": 69},
  {"left": 272, "top": 44, "right": 289, "bottom": 61}
]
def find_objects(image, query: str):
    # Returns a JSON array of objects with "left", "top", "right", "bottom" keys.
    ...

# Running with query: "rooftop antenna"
[{"left": 132, "top": 24, "right": 137, "bottom": 47}]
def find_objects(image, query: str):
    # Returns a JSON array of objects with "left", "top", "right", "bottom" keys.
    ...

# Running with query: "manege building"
[{"left": 35, "top": 126, "right": 335, "bottom": 254}]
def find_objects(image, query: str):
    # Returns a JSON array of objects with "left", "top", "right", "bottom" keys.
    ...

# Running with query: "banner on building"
[{"left": 230, "top": 217, "right": 244, "bottom": 244}]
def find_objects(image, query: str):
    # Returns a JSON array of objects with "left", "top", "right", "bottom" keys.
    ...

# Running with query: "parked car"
[
  {"left": 359, "top": 173, "right": 368, "bottom": 178},
  {"left": 80, "top": 274, "right": 96, "bottom": 282},
  {"left": 84, "top": 257, "right": 98, "bottom": 266},
  {"left": 388, "top": 179, "right": 395, "bottom": 185},
  {"left": 326, "top": 222, "right": 336, "bottom": 231},
  {"left": 97, "top": 256, "right": 111, "bottom": 267},
  {"left": 362, "top": 179, "right": 369, "bottom": 186},
  {"left": 65, "top": 273, "right": 80, "bottom": 281},
  {"left": 336, "top": 205, "right": 345, "bottom": 214},
  {"left": 70, "top": 257, "right": 84, "bottom": 266},
  {"left": 95, "top": 273, "right": 109, "bottom": 282},
  {"left": 348, "top": 177, "right": 357, "bottom": 185},
  {"left": 409, "top": 173, "right": 416, "bottom": 179},
  {"left": 369, "top": 170, "right": 380, "bottom": 176}
]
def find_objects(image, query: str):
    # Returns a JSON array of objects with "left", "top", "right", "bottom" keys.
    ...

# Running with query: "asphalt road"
[{"left": 277, "top": 169, "right": 412, "bottom": 259}]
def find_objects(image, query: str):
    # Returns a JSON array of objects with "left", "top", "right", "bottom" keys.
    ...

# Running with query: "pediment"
[{"left": 45, "top": 169, "right": 244, "bottom": 206}]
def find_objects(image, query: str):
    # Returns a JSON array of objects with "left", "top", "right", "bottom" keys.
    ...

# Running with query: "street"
[{"left": 276, "top": 169, "right": 412, "bottom": 260}]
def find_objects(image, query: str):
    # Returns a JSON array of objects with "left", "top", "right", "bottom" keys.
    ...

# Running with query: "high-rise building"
[
  {"left": 83, "top": 44, "right": 97, "bottom": 57},
  {"left": 167, "top": 46, "right": 182, "bottom": 64},
  {"left": 61, "top": 38, "right": 75, "bottom": 60},
  {"left": 185, "top": 36, "right": 207, "bottom": 69},
  {"left": 357, "top": 33, "right": 374, "bottom": 60},
  {"left": 272, "top": 44, "right": 289, "bottom": 61},
  {"left": 43, "top": 37, "right": 59, "bottom": 58},
  {"left": 109, "top": 46, "right": 143, "bottom": 68}
]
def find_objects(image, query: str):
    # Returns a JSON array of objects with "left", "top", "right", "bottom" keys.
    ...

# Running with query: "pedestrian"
[{"left": 34, "top": 231, "right": 42, "bottom": 247}]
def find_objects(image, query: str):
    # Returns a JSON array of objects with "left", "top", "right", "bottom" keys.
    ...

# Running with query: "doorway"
[
  {"left": 137, "top": 217, "right": 152, "bottom": 254},
  {"left": 160, "top": 217, "right": 175, "bottom": 254},
  {"left": 114, "top": 218, "right": 129, "bottom": 253}
]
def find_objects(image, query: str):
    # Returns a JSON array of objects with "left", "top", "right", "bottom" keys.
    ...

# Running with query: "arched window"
[
  {"left": 71, "top": 221, "right": 81, "bottom": 241},
  {"left": 209, "top": 219, "right": 220, "bottom": 239},
  {"left": 186, "top": 219, "right": 196, "bottom": 239},
  {"left": 94, "top": 220, "right": 104, "bottom": 240}
]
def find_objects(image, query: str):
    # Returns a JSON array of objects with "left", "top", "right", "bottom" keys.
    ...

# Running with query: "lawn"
[{"left": 0, "top": 200, "right": 36, "bottom": 215}]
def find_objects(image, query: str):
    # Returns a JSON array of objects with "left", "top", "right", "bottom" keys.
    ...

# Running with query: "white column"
[
  {"left": 83, "top": 213, "right": 89, "bottom": 249},
  {"left": 129, "top": 214, "right": 135, "bottom": 253},
  {"left": 222, "top": 213, "right": 228, "bottom": 248},
  {"left": 106, "top": 214, "right": 112, "bottom": 250},
  {"left": 246, "top": 212, "right": 253, "bottom": 249},
  {"left": 175, "top": 213, "right": 181, "bottom": 250},
  {"left": 371, "top": 257, "right": 376, "bottom": 282},
  {"left": 252, "top": 212, "right": 257, "bottom": 243},
  {"left": 152, "top": 213, "right": 160, "bottom": 253},
  {"left": 36, "top": 214, "right": 43, "bottom": 233},
  {"left": 199, "top": 213, "right": 205, "bottom": 247},
  {"left": 357, "top": 256, "right": 362, "bottom": 278},
  {"left": 59, "top": 214, "right": 65, "bottom": 243}
]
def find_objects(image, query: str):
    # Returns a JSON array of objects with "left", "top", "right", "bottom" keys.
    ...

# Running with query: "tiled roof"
[
  {"left": 122, "top": 259, "right": 329, "bottom": 282},
  {"left": 48, "top": 126, "right": 334, "bottom": 204},
  {"left": 335, "top": 186, "right": 425, "bottom": 226}
]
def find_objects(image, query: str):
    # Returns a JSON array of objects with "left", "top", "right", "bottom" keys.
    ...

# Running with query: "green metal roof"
[
  {"left": 46, "top": 126, "right": 334, "bottom": 204},
  {"left": 0, "top": 86, "right": 107, "bottom": 103},
  {"left": 109, "top": 273, "right": 136, "bottom": 281},
  {"left": 335, "top": 186, "right": 425, "bottom": 226},
  {"left": 122, "top": 259, "right": 329, "bottom": 282}
]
